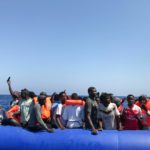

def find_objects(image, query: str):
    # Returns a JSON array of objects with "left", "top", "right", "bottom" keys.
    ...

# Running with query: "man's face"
[
  {"left": 60, "top": 93, "right": 67, "bottom": 101},
  {"left": 140, "top": 99, "right": 146, "bottom": 105},
  {"left": 127, "top": 96, "right": 135, "bottom": 106},
  {"left": 89, "top": 88, "right": 97, "bottom": 97}
]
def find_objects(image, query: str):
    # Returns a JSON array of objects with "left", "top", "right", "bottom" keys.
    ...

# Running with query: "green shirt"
[{"left": 85, "top": 98, "right": 99, "bottom": 129}]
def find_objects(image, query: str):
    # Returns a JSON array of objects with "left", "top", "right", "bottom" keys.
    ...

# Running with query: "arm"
[
  {"left": 114, "top": 104, "right": 122, "bottom": 130},
  {"left": 7, "top": 77, "right": 14, "bottom": 97},
  {"left": 98, "top": 119, "right": 103, "bottom": 131},
  {"left": 56, "top": 115, "right": 65, "bottom": 129},
  {"left": 86, "top": 112, "right": 97, "bottom": 134},
  {"left": 55, "top": 104, "right": 65, "bottom": 129},
  {"left": 35, "top": 104, "right": 53, "bottom": 132},
  {"left": 85, "top": 100, "right": 97, "bottom": 133},
  {"left": 116, "top": 115, "right": 122, "bottom": 130},
  {"left": 97, "top": 107, "right": 103, "bottom": 131}
]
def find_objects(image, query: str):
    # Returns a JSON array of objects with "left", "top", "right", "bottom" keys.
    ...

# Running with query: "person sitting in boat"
[
  {"left": 6, "top": 77, "right": 21, "bottom": 108},
  {"left": 121, "top": 95, "right": 143, "bottom": 130},
  {"left": 27, "top": 92, "right": 54, "bottom": 132},
  {"left": 51, "top": 92, "right": 59, "bottom": 128},
  {"left": 62, "top": 93, "right": 85, "bottom": 128},
  {"left": 135, "top": 95, "right": 150, "bottom": 130},
  {"left": 5, "top": 102, "right": 21, "bottom": 126},
  {"left": 98, "top": 93, "right": 122, "bottom": 130},
  {"left": 38, "top": 92, "right": 52, "bottom": 126},
  {"left": 85, "top": 87, "right": 99, "bottom": 135},
  {"left": 13, "top": 89, "right": 33, "bottom": 127},
  {"left": 52, "top": 91, "right": 67, "bottom": 129}
]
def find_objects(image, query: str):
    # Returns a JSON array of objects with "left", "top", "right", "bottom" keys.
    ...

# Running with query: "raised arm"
[{"left": 7, "top": 77, "right": 14, "bottom": 97}]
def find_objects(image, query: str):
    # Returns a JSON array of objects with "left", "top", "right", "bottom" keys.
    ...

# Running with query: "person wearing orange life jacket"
[
  {"left": 135, "top": 95, "right": 150, "bottom": 130},
  {"left": 5, "top": 104, "right": 20, "bottom": 126},
  {"left": 38, "top": 92, "right": 52, "bottom": 126}
]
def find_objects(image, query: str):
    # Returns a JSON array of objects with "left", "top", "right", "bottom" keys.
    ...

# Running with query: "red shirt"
[{"left": 122, "top": 104, "right": 142, "bottom": 130}]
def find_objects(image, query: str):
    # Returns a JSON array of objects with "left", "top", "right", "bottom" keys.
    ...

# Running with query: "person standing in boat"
[
  {"left": 135, "top": 95, "right": 150, "bottom": 130},
  {"left": 122, "top": 95, "right": 143, "bottom": 130},
  {"left": 98, "top": 93, "right": 122, "bottom": 130},
  {"left": 17, "top": 89, "right": 32, "bottom": 127},
  {"left": 62, "top": 93, "right": 85, "bottom": 128},
  {"left": 53, "top": 91, "right": 67, "bottom": 129},
  {"left": 85, "top": 87, "right": 99, "bottom": 135}
]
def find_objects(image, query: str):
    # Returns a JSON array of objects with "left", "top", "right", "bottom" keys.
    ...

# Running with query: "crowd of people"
[{"left": 0, "top": 77, "right": 150, "bottom": 135}]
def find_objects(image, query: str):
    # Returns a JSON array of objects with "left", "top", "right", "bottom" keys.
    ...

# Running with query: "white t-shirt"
[
  {"left": 19, "top": 98, "right": 32, "bottom": 124},
  {"left": 62, "top": 105, "right": 84, "bottom": 128},
  {"left": 98, "top": 103, "right": 120, "bottom": 130},
  {"left": 56, "top": 103, "right": 63, "bottom": 115}
]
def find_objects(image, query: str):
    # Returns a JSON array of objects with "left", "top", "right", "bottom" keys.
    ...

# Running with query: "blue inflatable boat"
[{"left": 0, "top": 126, "right": 150, "bottom": 150}]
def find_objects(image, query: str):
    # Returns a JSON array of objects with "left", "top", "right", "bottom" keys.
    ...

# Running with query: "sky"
[{"left": 0, "top": 0, "right": 150, "bottom": 96}]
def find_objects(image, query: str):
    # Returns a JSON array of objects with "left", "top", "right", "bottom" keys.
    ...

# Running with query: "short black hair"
[
  {"left": 138, "top": 95, "right": 146, "bottom": 102},
  {"left": 59, "top": 91, "right": 66, "bottom": 97},
  {"left": 71, "top": 93, "right": 79, "bottom": 100},
  {"left": 88, "top": 87, "right": 96, "bottom": 94},
  {"left": 29, "top": 91, "right": 36, "bottom": 98},
  {"left": 127, "top": 94, "right": 134, "bottom": 100}
]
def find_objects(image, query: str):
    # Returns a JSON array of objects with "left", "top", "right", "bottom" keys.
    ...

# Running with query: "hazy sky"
[{"left": 0, "top": 0, "right": 150, "bottom": 96}]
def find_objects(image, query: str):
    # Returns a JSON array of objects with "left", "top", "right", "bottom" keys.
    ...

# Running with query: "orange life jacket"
[
  {"left": 41, "top": 96, "right": 52, "bottom": 119},
  {"left": 6, "top": 105, "right": 20, "bottom": 123}
]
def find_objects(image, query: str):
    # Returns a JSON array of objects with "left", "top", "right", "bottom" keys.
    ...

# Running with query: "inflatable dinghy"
[{"left": 0, "top": 126, "right": 150, "bottom": 150}]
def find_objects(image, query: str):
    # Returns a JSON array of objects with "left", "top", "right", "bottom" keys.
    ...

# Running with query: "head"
[
  {"left": 51, "top": 92, "right": 59, "bottom": 102},
  {"left": 21, "top": 89, "right": 30, "bottom": 100},
  {"left": 88, "top": 87, "right": 97, "bottom": 98},
  {"left": 100, "top": 93, "right": 111, "bottom": 107},
  {"left": 138, "top": 95, "right": 147, "bottom": 105},
  {"left": 38, "top": 96, "right": 46, "bottom": 106},
  {"left": 127, "top": 94, "right": 135, "bottom": 107},
  {"left": 71, "top": 93, "right": 79, "bottom": 100},
  {"left": 29, "top": 91, "right": 36, "bottom": 99},
  {"left": 108, "top": 93, "right": 114, "bottom": 102},
  {"left": 59, "top": 91, "right": 67, "bottom": 104},
  {"left": 40, "top": 91, "right": 47, "bottom": 97},
  {"left": 113, "top": 97, "right": 122, "bottom": 107}
]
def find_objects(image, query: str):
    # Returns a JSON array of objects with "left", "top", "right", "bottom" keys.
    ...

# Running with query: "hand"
[
  {"left": 61, "top": 126, "right": 65, "bottom": 130},
  {"left": 47, "top": 128, "right": 54, "bottom": 133},
  {"left": 118, "top": 126, "right": 123, "bottom": 131},
  {"left": 47, "top": 118, "right": 51, "bottom": 123},
  {"left": 82, "top": 123, "right": 85, "bottom": 129},
  {"left": 141, "top": 105, "right": 147, "bottom": 111},
  {"left": 97, "top": 128, "right": 103, "bottom": 131},
  {"left": 91, "top": 129, "right": 98, "bottom": 135},
  {"left": 7, "top": 77, "right": 11, "bottom": 84}
]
